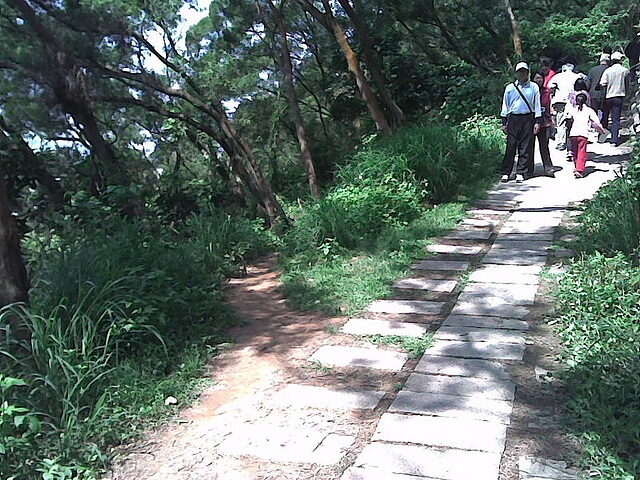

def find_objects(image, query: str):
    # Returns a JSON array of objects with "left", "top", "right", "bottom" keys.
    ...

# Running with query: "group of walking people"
[{"left": 499, "top": 43, "right": 633, "bottom": 182}]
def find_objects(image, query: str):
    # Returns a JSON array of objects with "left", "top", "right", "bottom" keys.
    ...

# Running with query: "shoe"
[
  {"left": 545, "top": 168, "right": 556, "bottom": 177},
  {"left": 574, "top": 171, "right": 584, "bottom": 179},
  {"left": 516, "top": 174, "right": 525, "bottom": 183},
  {"left": 566, "top": 154, "right": 573, "bottom": 162},
  {"left": 500, "top": 174, "right": 509, "bottom": 183},
  {"left": 556, "top": 145, "right": 566, "bottom": 151}
]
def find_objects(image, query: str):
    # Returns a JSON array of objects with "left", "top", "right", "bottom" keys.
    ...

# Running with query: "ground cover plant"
[
  {"left": 0, "top": 209, "right": 274, "bottom": 479},
  {"left": 553, "top": 153, "right": 640, "bottom": 479},
  {"left": 279, "top": 119, "right": 503, "bottom": 314}
]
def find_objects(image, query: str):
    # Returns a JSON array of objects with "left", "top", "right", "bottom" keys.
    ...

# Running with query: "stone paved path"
[
  {"left": 334, "top": 140, "right": 632, "bottom": 480},
  {"left": 108, "top": 137, "right": 631, "bottom": 480}
]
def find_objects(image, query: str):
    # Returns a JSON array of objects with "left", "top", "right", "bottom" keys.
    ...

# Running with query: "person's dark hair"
[
  {"left": 539, "top": 56, "right": 552, "bottom": 67},
  {"left": 603, "top": 46, "right": 613, "bottom": 54},
  {"left": 533, "top": 71, "right": 545, "bottom": 81},
  {"left": 576, "top": 92, "right": 587, "bottom": 110},
  {"left": 574, "top": 78, "right": 588, "bottom": 91}
]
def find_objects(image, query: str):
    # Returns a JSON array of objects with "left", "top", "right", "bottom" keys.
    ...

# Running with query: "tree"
[
  {"left": 296, "top": 0, "right": 392, "bottom": 133},
  {"left": 260, "top": 0, "right": 320, "bottom": 198}
]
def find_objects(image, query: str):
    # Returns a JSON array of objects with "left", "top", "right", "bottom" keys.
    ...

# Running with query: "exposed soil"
[{"left": 107, "top": 232, "right": 583, "bottom": 480}]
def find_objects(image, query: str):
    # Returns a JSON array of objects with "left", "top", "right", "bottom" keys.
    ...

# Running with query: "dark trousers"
[
  {"left": 533, "top": 127, "right": 553, "bottom": 170},
  {"left": 602, "top": 96, "right": 624, "bottom": 145},
  {"left": 501, "top": 113, "right": 535, "bottom": 176}
]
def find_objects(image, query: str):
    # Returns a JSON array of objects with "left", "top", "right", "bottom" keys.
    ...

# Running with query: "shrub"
[
  {"left": 576, "top": 158, "right": 640, "bottom": 261},
  {"left": 554, "top": 253, "right": 640, "bottom": 478},
  {"left": 377, "top": 119, "right": 503, "bottom": 203}
]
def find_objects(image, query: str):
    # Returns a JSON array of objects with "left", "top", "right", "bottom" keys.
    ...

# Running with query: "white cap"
[
  {"left": 611, "top": 51, "right": 624, "bottom": 61},
  {"left": 515, "top": 61, "right": 529, "bottom": 71}
]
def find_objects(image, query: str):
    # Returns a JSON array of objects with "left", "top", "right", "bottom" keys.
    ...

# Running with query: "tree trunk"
[
  {"left": 297, "top": 0, "right": 392, "bottom": 134},
  {"left": 337, "top": 0, "right": 405, "bottom": 126},
  {"left": 8, "top": 0, "right": 130, "bottom": 191},
  {"left": 0, "top": 117, "right": 66, "bottom": 209},
  {"left": 504, "top": 0, "right": 523, "bottom": 58},
  {"left": 266, "top": 0, "right": 320, "bottom": 198},
  {"left": 0, "top": 157, "right": 30, "bottom": 340}
]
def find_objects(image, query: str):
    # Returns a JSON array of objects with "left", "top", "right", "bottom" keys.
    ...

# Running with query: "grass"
[
  {"left": 280, "top": 202, "right": 466, "bottom": 315},
  {"left": 0, "top": 209, "right": 274, "bottom": 479},
  {"left": 551, "top": 151, "right": 640, "bottom": 479},
  {"left": 366, "top": 334, "right": 433, "bottom": 358}
]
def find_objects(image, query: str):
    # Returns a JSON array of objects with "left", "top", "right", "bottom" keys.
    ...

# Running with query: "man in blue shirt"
[{"left": 500, "top": 62, "right": 542, "bottom": 182}]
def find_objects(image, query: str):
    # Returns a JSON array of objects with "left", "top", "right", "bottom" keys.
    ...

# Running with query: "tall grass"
[
  {"left": 553, "top": 151, "right": 640, "bottom": 478},
  {"left": 1, "top": 207, "right": 275, "bottom": 479},
  {"left": 280, "top": 118, "right": 500, "bottom": 313}
]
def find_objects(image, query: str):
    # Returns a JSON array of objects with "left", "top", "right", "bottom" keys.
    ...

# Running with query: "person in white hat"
[
  {"left": 599, "top": 51, "right": 630, "bottom": 146},
  {"left": 548, "top": 63, "right": 581, "bottom": 153},
  {"left": 588, "top": 53, "right": 611, "bottom": 119},
  {"left": 499, "top": 62, "right": 542, "bottom": 183}
]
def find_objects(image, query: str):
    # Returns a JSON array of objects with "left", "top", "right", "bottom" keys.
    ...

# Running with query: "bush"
[
  {"left": 576, "top": 158, "right": 640, "bottom": 261},
  {"left": 554, "top": 253, "right": 640, "bottom": 478},
  {"left": 0, "top": 208, "right": 275, "bottom": 478},
  {"left": 376, "top": 119, "right": 503, "bottom": 203}
]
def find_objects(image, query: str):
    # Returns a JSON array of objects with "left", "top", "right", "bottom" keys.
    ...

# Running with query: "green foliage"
[
  {"left": 0, "top": 208, "right": 275, "bottom": 478},
  {"left": 575, "top": 157, "right": 640, "bottom": 261},
  {"left": 366, "top": 334, "right": 433, "bottom": 358},
  {"left": 554, "top": 253, "right": 640, "bottom": 478},
  {"left": 375, "top": 119, "right": 504, "bottom": 204},
  {"left": 439, "top": 65, "right": 509, "bottom": 124},
  {"left": 0, "top": 375, "right": 41, "bottom": 478},
  {"left": 281, "top": 203, "right": 465, "bottom": 314}
]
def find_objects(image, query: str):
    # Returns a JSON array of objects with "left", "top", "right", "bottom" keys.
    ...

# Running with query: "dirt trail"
[{"left": 107, "top": 255, "right": 408, "bottom": 479}]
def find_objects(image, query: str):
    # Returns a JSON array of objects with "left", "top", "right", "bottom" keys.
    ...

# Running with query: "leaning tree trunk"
[
  {"left": 297, "top": 0, "right": 392, "bottom": 134},
  {"left": 0, "top": 158, "right": 30, "bottom": 340},
  {"left": 267, "top": 0, "right": 320, "bottom": 198},
  {"left": 504, "top": 0, "right": 523, "bottom": 58},
  {"left": 337, "top": 0, "right": 405, "bottom": 126}
]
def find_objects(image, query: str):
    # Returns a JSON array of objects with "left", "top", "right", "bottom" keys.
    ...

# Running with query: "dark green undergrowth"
[
  {"left": 553, "top": 152, "right": 640, "bottom": 479},
  {"left": 280, "top": 119, "right": 503, "bottom": 314},
  {"left": 0, "top": 208, "right": 275, "bottom": 479}
]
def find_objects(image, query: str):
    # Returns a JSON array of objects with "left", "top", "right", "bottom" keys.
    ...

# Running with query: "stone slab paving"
[
  {"left": 468, "top": 208, "right": 511, "bottom": 216},
  {"left": 340, "top": 318, "right": 427, "bottom": 337},
  {"left": 519, "top": 457, "right": 579, "bottom": 480},
  {"left": 426, "top": 243, "right": 483, "bottom": 255},
  {"left": 350, "top": 442, "right": 502, "bottom": 480},
  {"left": 500, "top": 223, "right": 556, "bottom": 234},
  {"left": 445, "top": 229, "right": 493, "bottom": 240},
  {"left": 491, "top": 240, "right": 552, "bottom": 253},
  {"left": 506, "top": 214, "right": 564, "bottom": 226},
  {"left": 366, "top": 299, "right": 444, "bottom": 315},
  {"left": 415, "top": 354, "right": 511, "bottom": 379},
  {"left": 373, "top": 413, "right": 508, "bottom": 453},
  {"left": 468, "top": 264, "right": 542, "bottom": 284},
  {"left": 392, "top": 277, "right": 458, "bottom": 292},
  {"left": 411, "top": 259, "right": 470, "bottom": 271},
  {"left": 442, "top": 313, "right": 530, "bottom": 331},
  {"left": 482, "top": 250, "right": 548, "bottom": 266},
  {"left": 425, "top": 339, "right": 526, "bottom": 361},
  {"left": 389, "top": 390, "right": 513, "bottom": 423},
  {"left": 463, "top": 217, "right": 501, "bottom": 228},
  {"left": 498, "top": 232, "right": 554, "bottom": 241},
  {"left": 310, "top": 345, "right": 408, "bottom": 370},
  {"left": 435, "top": 326, "right": 525, "bottom": 345},
  {"left": 218, "top": 425, "right": 354, "bottom": 464},
  {"left": 404, "top": 372, "right": 515, "bottom": 401},
  {"left": 342, "top": 467, "right": 427, "bottom": 480},
  {"left": 336, "top": 138, "right": 629, "bottom": 480},
  {"left": 450, "top": 298, "right": 529, "bottom": 319},
  {"left": 274, "top": 384, "right": 385, "bottom": 411},
  {"left": 463, "top": 282, "right": 538, "bottom": 305}
]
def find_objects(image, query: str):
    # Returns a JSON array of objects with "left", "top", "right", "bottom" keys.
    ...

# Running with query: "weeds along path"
[{"left": 106, "top": 136, "right": 634, "bottom": 480}]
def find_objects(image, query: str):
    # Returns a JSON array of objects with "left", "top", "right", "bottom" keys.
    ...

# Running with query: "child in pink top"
[{"left": 564, "top": 93, "right": 607, "bottom": 178}]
